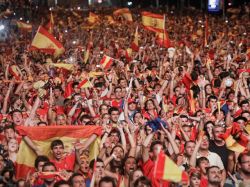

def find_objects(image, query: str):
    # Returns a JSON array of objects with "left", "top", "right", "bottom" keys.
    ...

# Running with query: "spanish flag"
[
  {"left": 154, "top": 151, "right": 189, "bottom": 183},
  {"left": 113, "top": 8, "right": 133, "bottom": 22},
  {"left": 16, "top": 126, "right": 102, "bottom": 179},
  {"left": 141, "top": 11, "right": 164, "bottom": 33},
  {"left": 88, "top": 71, "right": 104, "bottom": 78},
  {"left": 9, "top": 65, "right": 21, "bottom": 80},
  {"left": 156, "top": 30, "right": 170, "bottom": 48},
  {"left": 125, "top": 48, "right": 132, "bottom": 62},
  {"left": 131, "top": 27, "right": 139, "bottom": 51},
  {"left": 45, "top": 11, "right": 54, "bottom": 34},
  {"left": 30, "top": 26, "right": 65, "bottom": 57},
  {"left": 100, "top": 55, "right": 113, "bottom": 70},
  {"left": 106, "top": 16, "right": 116, "bottom": 25},
  {"left": 88, "top": 12, "right": 100, "bottom": 25},
  {"left": 84, "top": 41, "right": 93, "bottom": 64},
  {"left": 78, "top": 79, "right": 92, "bottom": 89},
  {"left": 50, "top": 63, "right": 74, "bottom": 71},
  {"left": 219, "top": 123, "right": 248, "bottom": 153},
  {"left": 16, "top": 21, "right": 32, "bottom": 32}
]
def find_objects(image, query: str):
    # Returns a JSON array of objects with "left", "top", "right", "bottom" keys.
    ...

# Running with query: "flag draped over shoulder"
[
  {"left": 16, "top": 21, "right": 32, "bottom": 32},
  {"left": 113, "top": 8, "right": 133, "bottom": 22},
  {"left": 141, "top": 11, "right": 164, "bottom": 33},
  {"left": 30, "top": 26, "right": 65, "bottom": 57},
  {"left": 154, "top": 151, "right": 189, "bottom": 183},
  {"left": 15, "top": 126, "right": 102, "bottom": 179}
]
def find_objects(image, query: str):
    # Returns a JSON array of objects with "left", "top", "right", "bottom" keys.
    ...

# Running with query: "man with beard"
[
  {"left": 34, "top": 162, "right": 57, "bottom": 187},
  {"left": 207, "top": 166, "right": 222, "bottom": 187},
  {"left": 225, "top": 151, "right": 250, "bottom": 187}
]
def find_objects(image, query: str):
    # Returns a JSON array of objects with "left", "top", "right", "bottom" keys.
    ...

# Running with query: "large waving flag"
[
  {"left": 154, "top": 151, "right": 188, "bottom": 183},
  {"left": 30, "top": 26, "right": 65, "bottom": 57},
  {"left": 16, "top": 126, "right": 102, "bottom": 179},
  {"left": 100, "top": 55, "right": 113, "bottom": 70},
  {"left": 131, "top": 27, "right": 139, "bottom": 51},
  {"left": 113, "top": 8, "right": 133, "bottom": 22},
  {"left": 16, "top": 21, "right": 32, "bottom": 32},
  {"left": 141, "top": 11, "right": 164, "bottom": 33}
]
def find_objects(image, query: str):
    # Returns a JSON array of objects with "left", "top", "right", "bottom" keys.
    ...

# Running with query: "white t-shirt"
[{"left": 197, "top": 151, "right": 225, "bottom": 170}]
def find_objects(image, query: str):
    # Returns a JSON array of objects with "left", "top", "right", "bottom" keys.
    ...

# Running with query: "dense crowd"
[{"left": 0, "top": 2, "right": 249, "bottom": 187}]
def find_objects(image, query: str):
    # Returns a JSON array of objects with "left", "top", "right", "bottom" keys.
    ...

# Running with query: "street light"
[{"left": 0, "top": 25, "right": 5, "bottom": 31}]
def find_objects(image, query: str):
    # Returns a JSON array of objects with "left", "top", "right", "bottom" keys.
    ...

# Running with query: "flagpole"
[{"left": 163, "top": 14, "right": 166, "bottom": 48}]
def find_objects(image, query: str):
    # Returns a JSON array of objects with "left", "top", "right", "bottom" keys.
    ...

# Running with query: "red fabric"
[
  {"left": 50, "top": 153, "right": 75, "bottom": 171},
  {"left": 142, "top": 159, "right": 170, "bottom": 187}
]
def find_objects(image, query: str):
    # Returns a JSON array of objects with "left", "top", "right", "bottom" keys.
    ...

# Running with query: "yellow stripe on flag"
[
  {"left": 162, "top": 156, "right": 182, "bottom": 182},
  {"left": 225, "top": 135, "right": 246, "bottom": 153}
]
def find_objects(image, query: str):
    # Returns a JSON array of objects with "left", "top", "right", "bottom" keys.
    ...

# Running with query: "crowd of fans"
[{"left": 0, "top": 1, "right": 249, "bottom": 187}]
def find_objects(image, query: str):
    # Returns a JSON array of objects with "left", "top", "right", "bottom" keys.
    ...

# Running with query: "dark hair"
[
  {"left": 108, "top": 107, "right": 119, "bottom": 115},
  {"left": 54, "top": 180, "right": 70, "bottom": 187},
  {"left": 69, "top": 173, "right": 84, "bottom": 185},
  {"left": 239, "top": 99, "right": 249, "bottom": 107},
  {"left": 184, "top": 140, "right": 195, "bottom": 148},
  {"left": 206, "top": 166, "right": 220, "bottom": 173},
  {"left": 3, "top": 125, "right": 15, "bottom": 132},
  {"left": 134, "top": 176, "right": 152, "bottom": 187},
  {"left": 238, "top": 151, "right": 250, "bottom": 164},
  {"left": 54, "top": 86, "right": 63, "bottom": 93},
  {"left": 50, "top": 139, "right": 64, "bottom": 150},
  {"left": 89, "top": 158, "right": 104, "bottom": 169},
  {"left": 150, "top": 140, "right": 162, "bottom": 152},
  {"left": 99, "top": 176, "right": 116, "bottom": 187},
  {"left": 196, "top": 157, "right": 209, "bottom": 167},
  {"left": 34, "top": 155, "right": 49, "bottom": 169},
  {"left": 10, "top": 109, "right": 23, "bottom": 118},
  {"left": 37, "top": 121, "right": 48, "bottom": 126},
  {"left": 42, "top": 162, "right": 56, "bottom": 172}
]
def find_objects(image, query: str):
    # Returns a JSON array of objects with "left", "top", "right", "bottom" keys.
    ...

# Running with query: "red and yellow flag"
[
  {"left": 100, "top": 55, "right": 113, "bottom": 70},
  {"left": 9, "top": 65, "right": 21, "bottom": 80},
  {"left": 156, "top": 30, "right": 171, "bottom": 48},
  {"left": 88, "top": 12, "right": 100, "bottom": 25},
  {"left": 16, "top": 21, "right": 32, "bottom": 32},
  {"left": 219, "top": 123, "right": 248, "bottom": 153},
  {"left": 141, "top": 11, "right": 164, "bottom": 33},
  {"left": 16, "top": 126, "right": 102, "bottom": 179},
  {"left": 113, "top": 8, "right": 133, "bottom": 22},
  {"left": 106, "top": 16, "right": 116, "bottom": 25},
  {"left": 78, "top": 79, "right": 92, "bottom": 89},
  {"left": 45, "top": 11, "right": 54, "bottom": 34},
  {"left": 154, "top": 151, "right": 189, "bottom": 183},
  {"left": 131, "top": 27, "right": 139, "bottom": 51},
  {"left": 125, "top": 48, "right": 132, "bottom": 62},
  {"left": 30, "top": 26, "right": 65, "bottom": 57}
]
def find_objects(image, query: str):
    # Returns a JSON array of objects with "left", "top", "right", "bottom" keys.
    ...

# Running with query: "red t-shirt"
[
  {"left": 50, "top": 153, "right": 75, "bottom": 171},
  {"left": 142, "top": 159, "right": 170, "bottom": 187}
]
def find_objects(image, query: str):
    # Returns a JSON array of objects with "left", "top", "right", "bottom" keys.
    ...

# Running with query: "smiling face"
[
  {"left": 52, "top": 145, "right": 64, "bottom": 161},
  {"left": 124, "top": 157, "right": 136, "bottom": 174},
  {"left": 8, "top": 138, "right": 18, "bottom": 153},
  {"left": 12, "top": 111, "right": 24, "bottom": 126}
]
